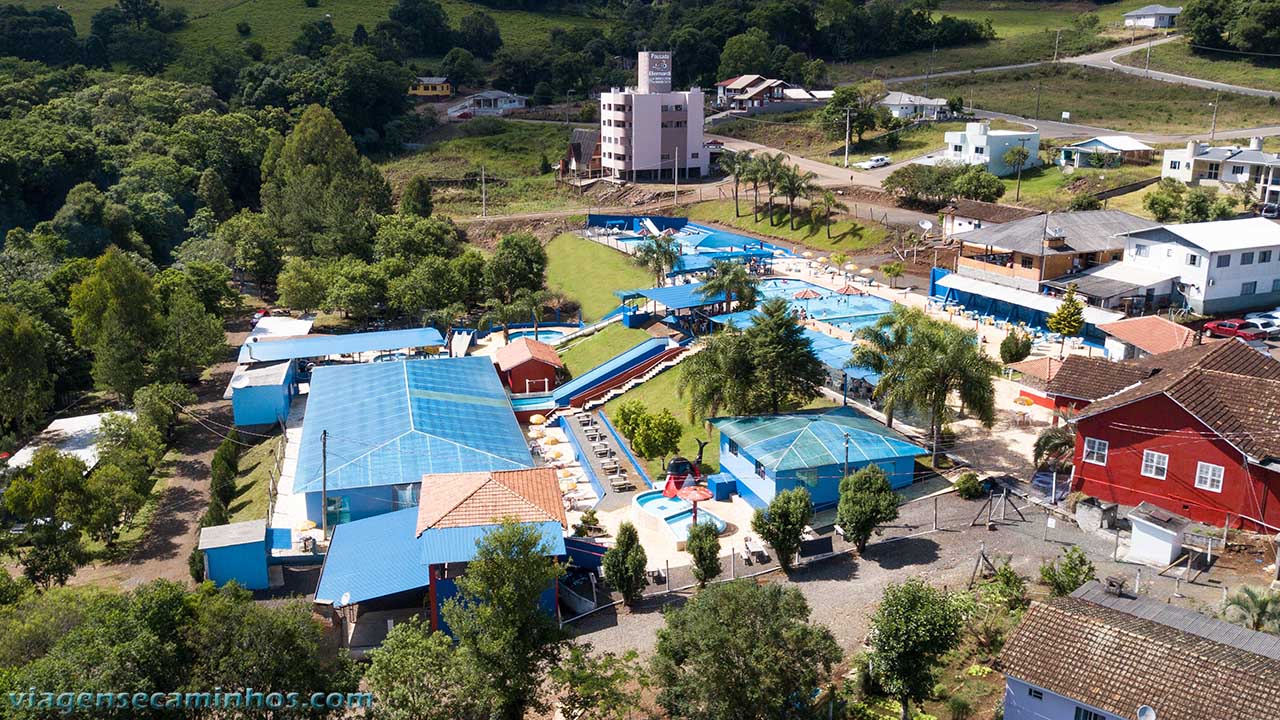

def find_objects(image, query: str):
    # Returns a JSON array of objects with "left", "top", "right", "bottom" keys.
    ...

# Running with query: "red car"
[{"left": 1204, "top": 319, "right": 1269, "bottom": 341}]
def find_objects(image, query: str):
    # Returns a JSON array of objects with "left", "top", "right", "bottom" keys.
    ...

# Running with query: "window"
[
  {"left": 952, "top": 144, "right": 963, "bottom": 153},
  {"left": 1217, "top": 254, "right": 1231, "bottom": 268},
  {"left": 1141, "top": 450, "right": 1168, "bottom": 479},
  {"left": 1232, "top": 164, "right": 1245, "bottom": 176},
  {"left": 392, "top": 483, "right": 419, "bottom": 511},
  {"left": 796, "top": 469, "right": 818, "bottom": 488},
  {"left": 1195, "top": 462, "right": 1224, "bottom": 492},
  {"left": 1027, "top": 688, "right": 1044, "bottom": 700},
  {"left": 1083, "top": 438, "right": 1108, "bottom": 465},
  {"left": 1207, "top": 162, "right": 1220, "bottom": 180},
  {"left": 1260, "top": 250, "right": 1272, "bottom": 263},
  {"left": 974, "top": 146, "right": 985, "bottom": 155},
  {"left": 1134, "top": 244, "right": 1149, "bottom": 257},
  {"left": 1074, "top": 709, "right": 1107, "bottom": 720},
  {"left": 691, "top": 152, "right": 699, "bottom": 158},
  {"left": 1274, "top": 278, "right": 1280, "bottom": 293},
  {"left": 1169, "top": 160, "right": 1180, "bottom": 170},
  {"left": 728, "top": 439, "right": 738, "bottom": 456},
  {"left": 1186, "top": 253, "right": 1201, "bottom": 267},
  {"left": 1242, "top": 251, "right": 1255, "bottom": 265},
  {"left": 754, "top": 461, "right": 766, "bottom": 479},
  {"left": 1021, "top": 256, "right": 1034, "bottom": 269},
  {"left": 1243, "top": 281, "right": 1257, "bottom": 295}
]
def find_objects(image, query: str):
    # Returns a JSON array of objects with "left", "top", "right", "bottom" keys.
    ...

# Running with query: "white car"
[
  {"left": 1239, "top": 319, "right": 1280, "bottom": 339},
  {"left": 1245, "top": 311, "right": 1280, "bottom": 322},
  {"left": 856, "top": 155, "right": 892, "bottom": 170}
]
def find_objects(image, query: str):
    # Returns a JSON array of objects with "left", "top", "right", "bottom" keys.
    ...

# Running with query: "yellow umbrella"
[
  {"left": 528, "top": 428, "right": 545, "bottom": 439},
  {"left": 296, "top": 520, "right": 316, "bottom": 532},
  {"left": 1014, "top": 396, "right": 1035, "bottom": 407},
  {"left": 802, "top": 250, "right": 815, "bottom": 258},
  {"left": 860, "top": 267, "right": 874, "bottom": 276},
  {"left": 549, "top": 449, "right": 563, "bottom": 460},
  {"left": 529, "top": 413, "right": 547, "bottom": 425},
  {"left": 544, "top": 436, "right": 560, "bottom": 446},
  {"left": 844, "top": 263, "right": 857, "bottom": 271},
  {"left": 817, "top": 256, "right": 828, "bottom": 263},
  {"left": 558, "top": 469, "right": 573, "bottom": 479}
]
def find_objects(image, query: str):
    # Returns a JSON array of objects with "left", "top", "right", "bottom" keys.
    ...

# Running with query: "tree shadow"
[
  {"left": 789, "top": 552, "right": 859, "bottom": 583},
  {"left": 861, "top": 535, "right": 941, "bottom": 570}
]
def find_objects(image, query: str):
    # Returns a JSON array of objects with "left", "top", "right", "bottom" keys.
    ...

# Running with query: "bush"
[
  {"left": 946, "top": 697, "right": 973, "bottom": 720},
  {"left": 931, "top": 682, "right": 950, "bottom": 700},
  {"left": 236, "top": 20, "right": 251, "bottom": 35},
  {"left": 188, "top": 545, "right": 205, "bottom": 582},
  {"left": 1068, "top": 193, "right": 1102, "bottom": 211},
  {"left": 602, "top": 522, "right": 647, "bottom": 604},
  {"left": 999, "top": 330, "right": 1032, "bottom": 364},
  {"left": 211, "top": 463, "right": 236, "bottom": 508},
  {"left": 242, "top": 41, "right": 264, "bottom": 60},
  {"left": 686, "top": 521, "right": 721, "bottom": 587},
  {"left": 459, "top": 117, "right": 506, "bottom": 137},
  {"left": 1039, "top": 546, "right": 1096, "bottom": 597},
  {"left": 304, "top": 0, "right": 318, "bottom": 6},
  {"left": 1064, "top": 491, "right": 1089, "bottom": 512},
  {"left": 954, "top": 472, "right": 984, "bottom": 500},
  {"left": 201, "top": 496, "right": 230, "bottom": 527}
]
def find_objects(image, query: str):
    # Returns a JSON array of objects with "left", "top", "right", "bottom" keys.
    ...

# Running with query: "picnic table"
[
  {"left": 745, "top": 536, "right": 765, "bottom": 557},
  {"left": 609, "top": 477, "right": 634, "bottom": 492}
]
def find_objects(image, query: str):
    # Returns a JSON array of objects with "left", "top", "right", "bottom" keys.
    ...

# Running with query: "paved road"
[{"left": 1066, "top": 37, "right": 1280, "bottom": 100}]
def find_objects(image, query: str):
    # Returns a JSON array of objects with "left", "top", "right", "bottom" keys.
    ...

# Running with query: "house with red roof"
[
  {"left": 1053, "top": 339, "right": 1280, "bottom": 530},
  {"left": 1097, "top": 314, "right": 1201, "bottom": 361},
  {"left": 493, "top": 337, "right": 564, "bottom": 395}
]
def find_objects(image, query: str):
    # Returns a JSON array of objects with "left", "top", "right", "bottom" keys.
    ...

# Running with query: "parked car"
[
  {"left": 1244, "top": 310, "right": 1280, "bottom": 321},
  {"left": 1204, "top": 318, "right": 1270, "bottom": 341},
  {"left": 856, "top": 155, "right": 892, "bottom": 169},
  {"left": 1261, "top": 203, "right": 1279, "bottom": 219},
  {"left": 1239, "top": 319, "right": 1280, "bottom": 339}
]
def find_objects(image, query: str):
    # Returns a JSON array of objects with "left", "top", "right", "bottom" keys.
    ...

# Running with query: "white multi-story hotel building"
[{"left": 599, "top": 51, "right": 709, "bottom": 181}]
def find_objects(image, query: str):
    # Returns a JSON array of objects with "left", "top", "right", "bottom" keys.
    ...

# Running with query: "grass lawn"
[
  {"left": 228, "top": 437, "right": 278, "bottom": 523},
  {"left": 546, "top": 233, "right": 651, "bottom": 323},
  {"left": 558, "top": 324, "right": 649, "bottom": 377},
  {"left": 1113, "top": 39, "right": 1280, "bottom": 93},
  {"left": 1103, "top": 182, "right": 1158, "bottom": 220},
  {"left": 684, "top": 199, "right": 890, "bottom": 255},
  {"left": 379, "top": 121, "right": 586, "bottom": 217},
  {"left": 1000, "top": 163, "right": 1161, "bottom": 211},
  {"left": 902, "top": 64, "right": 1278, "bottom": 134}
]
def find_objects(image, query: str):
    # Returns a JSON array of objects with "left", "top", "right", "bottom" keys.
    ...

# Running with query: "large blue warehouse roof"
[
  {"left": 238, "top": 327, "right": 445, "bottom": 363},
  {"left": 314, "top": 507, "right": 428, "bottom": 606},
  {"left": 294, "top": 357, "right": 531, "bottom": 494},
  {"left": 711, "top": 407, "right": 925, "bottom": 472}
]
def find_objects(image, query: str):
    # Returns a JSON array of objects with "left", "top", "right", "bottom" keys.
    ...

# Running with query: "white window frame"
[
  {"left": 1195, "top": 462, "right": 1224, "bottom": 493},
  {"left": 1083, "top": 437, "right": 1109, "bottom": 465},
  {"left": 1141, "top": 450, "right": 1168, "bottom": 479}
]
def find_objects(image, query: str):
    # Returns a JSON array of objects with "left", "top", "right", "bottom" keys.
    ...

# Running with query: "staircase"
[{"left": 581, "top": 342, "right": 704, "bottom": 411}]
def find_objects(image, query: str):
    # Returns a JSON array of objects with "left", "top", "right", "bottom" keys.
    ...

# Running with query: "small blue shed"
[
  {"left": 230, "top": 361, "right": 296, "bottom": 427},
  {"left": 198, "top": 519, "right": 270, "bottom": 590},
  {"left": 711, "top": 407, "right": 927, "bottom": 511}
]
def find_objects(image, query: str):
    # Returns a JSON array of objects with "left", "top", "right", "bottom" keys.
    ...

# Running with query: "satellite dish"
[
  {"left": 339, "top": 592, "right": 351, "bottom": 608},
  {"left": 918, "top": 220, "right": 934, "bottom": 232},
  {"left": 1137, "top": 705, "right": 1157, "bottom": 720}
]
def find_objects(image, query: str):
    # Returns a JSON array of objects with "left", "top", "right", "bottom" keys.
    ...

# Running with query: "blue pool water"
[
  {"left": 635, "top": 491, "right": 688, "bottom": 517},
  {"left": 665, "top": 509, "right": 728, "bottom": 538},
  {"left": 509, "top": 328, "right": 567, "bottom": 342},
  {"left": 509, "top": 394, "right": 555, "bottom": 410},
  {"left": 756, "top": 278, "right": 892, "bottom": 326},
  {"left": 633, "top": 489, "right": 727, "bottom": 540}
]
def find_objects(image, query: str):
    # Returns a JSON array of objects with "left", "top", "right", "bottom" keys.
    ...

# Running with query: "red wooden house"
[
  {"left": 1057, "top": 339, "right": 1280, "bottom": 531},
  {"left": 494, "top": 337, "right": 564, "bottom": 395}
]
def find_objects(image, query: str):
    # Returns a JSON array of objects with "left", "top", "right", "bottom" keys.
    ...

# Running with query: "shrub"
[
  {"left": 1039, "top": 546, "right": 1096, "bottom": 597},
  {"left": 201, "top": 496, "right": 229, "bottom": 527},
  {"left": 1064, "top": 491, "right": 1089, "bottom": 512},
  {"left": 931, "top": 682, "right": 949, "bottom": 700},
  {"left": 304, "top": 0, "right": 318, "bottom": 6},
  {"left": 602, "top": 522, "right": 647, "bottom": 604},
  {"left": 1068, "top": 193, "right": 1102, "bottom": 211},
  {"left": 242, "top": 41, "right": 264, "bottom": 60},
  {"left": 999, "top": 330, "right": 1032, "bottom": 364},
  {"left": 188, "top": 545, "right": 205, "bottom": 582},
  {"left": 686, "top": 521, "right": 721, "bottom": 587},
  {"left": 613, "top": 400, "right": 648, "bottom": 439},
  {"left": 236, "top": 20, "right": 251, "bottom": 35},
  {"left": 954, "top": 472, "right": 984, "bottom": 500},
  {"left": 946, "top": 697, "right": 973, "bottom": 720}
]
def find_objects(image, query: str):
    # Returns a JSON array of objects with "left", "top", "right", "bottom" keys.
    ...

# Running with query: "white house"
[
  {"left": 878, "top": 91, "right": 950, "bottom": 120},
  {"left": 600, "top": 51, "right": 708, "bottom": 181},
  {"left": 1058, "top": 136, "right": 1155, "bottom": 168},
  {"left": 1116, "top": 216, "right": 1280, "bottom": 314},
  {"left": 1161, "top": 137, "right": 1280, "bottom": 205},
  {"left": 446, "top": 90, "right": 527, "bottom": 118},
  {"left": 1123, "top": 4, "right": 1182, "bottom": 27},
  {"left": 940, "top": 199, "right": 1040, "bottom": 239},
  {"left": 938, "top": 123, "right": 1041, "bottom": 177}
]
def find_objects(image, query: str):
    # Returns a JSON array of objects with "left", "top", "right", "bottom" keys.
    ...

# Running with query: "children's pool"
[
  {"left": 508, "top": 328, "right": 569, "bottom": 343},
  {"left": 632, "top": 489, "right": 727, "bottom": 547}
]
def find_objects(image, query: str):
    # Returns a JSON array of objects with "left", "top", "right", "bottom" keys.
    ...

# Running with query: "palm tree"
[
  {"left": 723, "top": 150, "right": 754, "bottom": 218},
  {"left": 880, "top": 261, "right": 904, "bottom": 289},
  {"left": 479, "top": 298, "right": 526, "bottom": 342},
  {"left": 850, "top": 305, "right": 925, "bottom": 429},
  {"left": 760, "top": 152, "right": 787, "bottom": 226},
  {"left": 743, "top": 155, "right": 765, "bottom": 222},
  {"left": 512, "top": 288, "right": 553, "bottom": 333},
  {"left": 700, "top": 260, "right": 759, "bottom": 311},
  {"left": 776, "top": 165, "right": 819, "bottom": 231},
  {"left": 634, "top": 234, "right": 680, "bottom": 286},
  {"left": 1033, "top": 411, "right": 1077, "bottom": 470},
  {"left": 815, "top": 190, "right": 849, "bottom": 240},
  {"left": 676, "top": 328, "right": 756, "bottom": 421},
  {"left": 1222, "top": 586, "right": 1280, "bottom": 633}
]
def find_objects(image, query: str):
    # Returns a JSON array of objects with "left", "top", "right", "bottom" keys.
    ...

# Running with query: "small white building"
[
  {"left": 600, "top": 51, "right": 708, "bottom": 181},
  {"left": 940, "top": 199, "right": 1041, "bottom": 239},
  {"left": 878, "top": 91, "right": 950, "bottom": 120},
  {"left": 1126, "top": 502, "right": 1190, "bottom": 566},
  {"left": 940, "top": 122, "right": 1041, "bottom": 177},
  {"left": 1161, "top": 137, "right": 1280, "bottom": 206},
  {"left": 6, "top": 411, "right": 138, "bottom": 474},
  {"left": 1116, "top": 216, "right": 1280, "bottom": 314},
  {"left": 1123, "top": 4, "right": 1182, "bottom": 27},
  {"left": 446, "top": 90, "right": 527, "bottom": 118}
]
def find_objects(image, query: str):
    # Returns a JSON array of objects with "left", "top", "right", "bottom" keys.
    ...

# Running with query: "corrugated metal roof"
[
  {"left": 294, "top": 357, "right": 531, "bottom": 494},
  {"left": 953, "top": 210, "right": 1150, "bottom": 256},
  {"left": 237, "top": 327, "right": 444, "bottom": 363},
  {"left": 314, "top": 508, "right": 430, "bottom": 606},
  {"left": 198, "top": 519, "right": 267, "bottom": 550},
  {"left": 630, "top": 282, "right": 728, "bottom": 310},
  {"left": 552, "top": 338, "right": 669, "bottom": 405},
  {"left": 711, "top": 407, "right": 925, "bottom": 472},
  {"left": 419, "top": 521, "right": 566, "bottom": 566}
]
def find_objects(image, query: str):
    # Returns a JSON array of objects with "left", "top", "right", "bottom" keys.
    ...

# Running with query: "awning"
[{"left": 934, "top": 273, "right": 1123, "bottom": 326}]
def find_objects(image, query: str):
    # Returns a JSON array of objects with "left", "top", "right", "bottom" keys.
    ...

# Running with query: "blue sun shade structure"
[
  {"left": 237, "top": 327, "right": 445, "bottom": 364},
  {"left": 615, "top": 282, "right": 727, "bottom": 310},
  {"left": 711, "top": 407, "right": 925, "bottom": 474},
  {"left": 294, "top": 357, "right": 531, "bottom": 494},
  {"left": 314, "top": 507, "right": 429, "bottom": 606}
]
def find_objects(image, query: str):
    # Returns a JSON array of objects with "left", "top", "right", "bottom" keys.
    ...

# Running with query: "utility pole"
[
  {"left": 923, "top": 45, "right": 936, "bottom": 97},
  {"left": 1053, "top": 29, "right": 1062, "bottom": 62},
  {"left": 673, "top": 145, "right": 679, "bottom": 209},
  {"left": 1034, "top": 81, "right": 1042, "bottom": 121},
  {"left": 1145, "top": 39, "right": 1153, "bottom": 76},
  {"left": 843, "top": 432, "right": 850, "bottom": 478},
  {"left": 480, "top": 165, "right": 487, "bottom": 217},
  {"left": 320, "top": 429, "right": 328, "bottom": 539},
  {"left": 1209, "top": 91, "right": 1220, "bottom": 141},
  {"left": 843, "top": 108, "right": 851, "bottom": 168}
]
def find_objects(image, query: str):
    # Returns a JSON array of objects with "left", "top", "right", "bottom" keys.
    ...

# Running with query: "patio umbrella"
[
  {"left": 549, "top": 449, "right": 563, "bottom": 460},
  {"left": 544, "top": 436, "right": 560, "bottom": 446},
  {"left": 859, "top": 267, "right": 874, "bottom": 276},
  {"left": 529, "top": 413, "right": 547, "bottom": 425},
  {"left": 793, "top": 289, "right": 822, "bottom": 299},
  {"left": 835, "top": 284, "right": 861, "bottom": 295},
  {"left": 296, "top": 520, "right": 317, "bottom": 532},
  {"left": 817, "top": 256, "right": 828, "bottom": 263},
  {"left": 677, "top": 485, "right": 714, "bottom": 525},
  {"left": 1014, "top": 396, "right": 1035, "bottom": 407},
  {"left": 528, "top": 427, "right": 545, "bottom": 439},
  {"left": 843, "top": 263, "right": 857, "bottom": 272},
  {"left": 802, "top": 250, "right": 814, "bottom": 258},
  {"left": 558, "top": 469, "right": 573, "bottom": 479}
]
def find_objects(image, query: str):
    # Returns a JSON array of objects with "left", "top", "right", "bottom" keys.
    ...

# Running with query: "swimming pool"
[
  {"left": 508, "top": 328, "right": 568, "bottom": 342},
  {"left": 509, "top": 394, "right": 555, "bottom": 411},
  {"left": 756, "top": 278, "right": 893, "bottom": 326},
  {"left": 632, "top": 489, "right": 727, "bottom": 548}
]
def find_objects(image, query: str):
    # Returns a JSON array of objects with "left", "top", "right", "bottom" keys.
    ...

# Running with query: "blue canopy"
[
  {"left": 314, "top": 507, "right": 429, "bottom": 606},
  {"left": 619, "top": 282, "right": 728, "bottom": 310},
  {"left": 238, "top": 327, "right": 445, "bottom": 363}
]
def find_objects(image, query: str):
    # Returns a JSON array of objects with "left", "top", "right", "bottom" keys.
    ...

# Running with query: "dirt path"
[{"left": 70, "top": 325, "right": 248, "bottom": 590}]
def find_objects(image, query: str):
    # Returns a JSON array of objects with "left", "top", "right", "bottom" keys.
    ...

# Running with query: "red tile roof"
[
  {"left": 1006, "top": 357, "right": 1063, "bottom": 384},
  {"left": 1097, "top": 315, "right": 1199, "bottom": 356},
  {"left": 415, "top": 468, "right": 566, "bottom": 536},
  {"left": 494, "top": 337, "right": 563, "bottom": 372},
  {"left": 1002, "top": 597, "right": 1280, "bottom": 720}
]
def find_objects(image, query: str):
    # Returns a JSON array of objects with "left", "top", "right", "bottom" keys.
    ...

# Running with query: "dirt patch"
[{"left": 460, "top": 216, "right": 583, "bottom": 248}]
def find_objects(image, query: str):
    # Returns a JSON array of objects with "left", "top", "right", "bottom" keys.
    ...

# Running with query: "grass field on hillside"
[
  {"left": 902, "top": 65, "right": 1277, "bottom": 134},
  {"left": 559, "top": 324, "right": 649, "bottom": 377},
  {"left": 602, "top": 369, "right": 720, "bottom": 481},
  {"left": 1000, "top": 163, "right": 1161, "bottom": 210},
  {"left": 1102, "top": 183, "right": 1158, "bottom": 220},
  {"left": 228, "top": 438, "right": 277, "bottom": 523},
  {"left": 546, "top": 233, "right": 650, "bottom": 322},
  {"left": 1113, "top": 40, "right": 1280, "bottom": 92},
  {"left": 684, "top": 199, "right": 890, "bottom": 255},
  {"left": 379, "top": 121, "right": 587, "bottom": 217}
]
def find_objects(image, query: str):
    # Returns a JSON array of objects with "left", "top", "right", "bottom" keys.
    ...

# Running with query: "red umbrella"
[
  {"left": 677, "top": 485, "right": 714, "bottom": 525},
  {"left": 834, "top": 284, "right": 863, "bottom": 295},
  {"left": 793, "top": 289, "right": 821, "bottom": 300}
]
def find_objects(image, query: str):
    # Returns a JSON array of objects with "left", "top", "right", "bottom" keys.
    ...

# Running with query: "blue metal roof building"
[
  {"left": 294, "top": 357, "right": 531, "bottom": 524},
  {"left": 615, "top": 282, "right": 728, "bottom": 311},
  {"left": 314, "top": 507, "right": 428, "bottom": 606},
  {"left": 710, "top": 407, "right": 926, "bottom": 510},
  {"left": 551, "top": 337, "right": 669, "bottom": 407},
  {"left": 238, "top": 327, "right": 445, "bottom": 364}
]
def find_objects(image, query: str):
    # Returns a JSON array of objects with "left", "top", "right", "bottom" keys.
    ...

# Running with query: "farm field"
[
  {"left": 1113, "top": 40, "right": 1280, "bottom": 93},
  {"left": 546, "top": 233, "right": 652, "bottom": 323},
  {"left": 684, "top": 200, "right": 891, "bottom": 255},
  {"left": 902, "top": 65, "right": 1279, "bottom": 134}
]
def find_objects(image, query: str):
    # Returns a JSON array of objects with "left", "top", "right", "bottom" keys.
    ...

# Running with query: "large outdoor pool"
[
  {"left": 757, "top": 278, "right": 893, "bottom": 331},
  {"left": 632, "top": 489, "right": 727, "bottom": 546}
]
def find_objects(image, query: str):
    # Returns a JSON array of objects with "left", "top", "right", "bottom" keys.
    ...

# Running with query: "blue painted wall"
[
  {"left": 206, "top": 540, "right": 269, "bottom": 590},
  {"left": 305, "top": 482, "right": 421, "bottom": 526},
  {"left": 232, "top": 362, "right": 296, "bottom": 427},
  {"left": 431, "top": 568, "right": 561, "bottom": 636},
  {"left": 718, "top": 437, "right": 917, "bottom": 511}
]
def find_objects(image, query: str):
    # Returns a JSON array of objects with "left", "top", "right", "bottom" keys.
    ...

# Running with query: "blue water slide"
[{"left": 551, "top": 338, "right": 669, "bottom": 407}]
